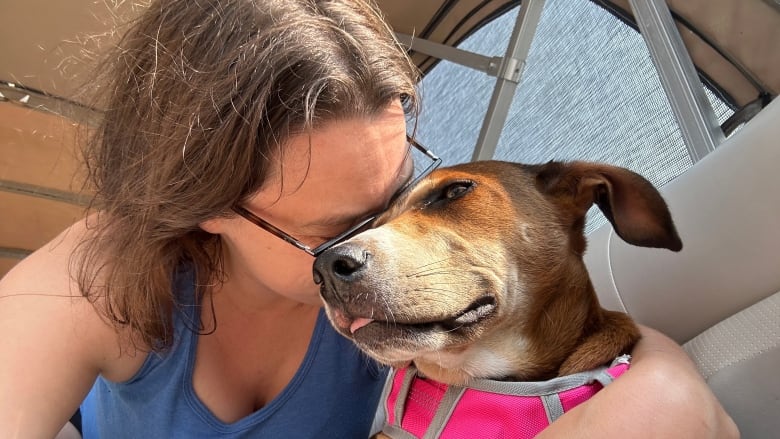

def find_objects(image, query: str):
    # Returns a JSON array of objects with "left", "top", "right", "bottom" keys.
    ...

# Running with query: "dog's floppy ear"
[{"left": 535, "top": 161, "right": 682, "bottom": 251}]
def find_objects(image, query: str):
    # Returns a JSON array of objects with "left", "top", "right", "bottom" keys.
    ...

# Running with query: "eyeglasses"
[{"left": 232, "top": 135, "right": 441, "bottom": 256}]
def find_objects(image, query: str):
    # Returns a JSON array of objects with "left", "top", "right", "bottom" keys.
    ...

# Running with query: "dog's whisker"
[
  {"left": 410, "top": 270, "right": 470, "bottom": 279},
  {"left": 414, "top": 283, "right": 457, "bottom": 289},
  {"left": 380, "top": 295, "right": 397, "bottom": 327},
  {"left": 409, "top": 270, "right": 475, "bottom": 281},
  {"left": 411, "top": 257, "right": 454, "bottom": 270},
  {"left": 443, "top": 323, "right": 466, "bottom": 333},
  {"left": 407, "top": 258, "right": 457, "bottom": 277},
  {"left": 413, "top": 287, "right": 457, "bottom": 295}
]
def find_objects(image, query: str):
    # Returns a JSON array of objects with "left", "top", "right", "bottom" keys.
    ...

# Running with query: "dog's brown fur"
[{"left": 314, "top": 160, "right": 681, "bottom": 385}]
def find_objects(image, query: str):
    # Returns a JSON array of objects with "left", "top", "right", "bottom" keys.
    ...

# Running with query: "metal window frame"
[
  {"left": 627, "top": 0, "right": 724, "bottom": 162},
  {"left": 0, "top": 81, "right": 101, "bottom": 127},
  {"left": 396, "top": 0, "right": 724, "bottom": 163},
  {"left": 397, "top": 0, "right": 547, "bottom": 161}
]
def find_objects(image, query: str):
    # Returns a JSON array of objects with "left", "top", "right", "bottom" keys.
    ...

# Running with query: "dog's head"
[{"left": 314, "top": 160, "right": 681, "bottom": 384}]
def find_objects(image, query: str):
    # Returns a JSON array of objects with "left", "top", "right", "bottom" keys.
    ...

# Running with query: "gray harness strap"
[
  {"left": 422, "top": 385, "right": 466, "bottom": 439},
  {"left": 541, "top": 393, "right": 565, "bottom": 423}
]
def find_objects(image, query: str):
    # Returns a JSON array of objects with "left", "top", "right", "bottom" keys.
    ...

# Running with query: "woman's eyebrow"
[
  {"left": 299, "top": 207, "right": 379, "bottom": 232},
  {"left": 303, "top": 141, "right": 415, "bottom": 231},
  {"left": 303, "top": 177, "right": 413, "bottom": 231},
  {"left": 306, "top": 214, "right": 363, "bottom": 229}
]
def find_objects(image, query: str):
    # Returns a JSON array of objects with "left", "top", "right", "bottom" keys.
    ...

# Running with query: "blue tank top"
[{"left": 79, "top": 268, "right": 387, "bottom": 438}]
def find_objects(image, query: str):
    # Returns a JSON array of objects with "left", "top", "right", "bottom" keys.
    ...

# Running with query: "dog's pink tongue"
[{"left": 350, "top": 317, "right": 374, "bottom": 334}]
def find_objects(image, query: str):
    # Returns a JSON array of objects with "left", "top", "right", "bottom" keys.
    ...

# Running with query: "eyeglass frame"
[{"left": 231, "top": 135, "right": 442, "bottom": 256}]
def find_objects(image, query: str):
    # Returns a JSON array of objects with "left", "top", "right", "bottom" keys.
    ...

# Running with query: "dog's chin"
[{"left": 324, "top": 296, "right": 498, "bottom": 365}]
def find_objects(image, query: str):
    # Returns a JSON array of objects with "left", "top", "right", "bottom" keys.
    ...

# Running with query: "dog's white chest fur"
[{"left": 418, "top": 339, "right": 531, "bottom": 381}]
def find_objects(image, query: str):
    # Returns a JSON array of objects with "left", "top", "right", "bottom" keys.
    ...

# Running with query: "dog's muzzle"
[
  {"left": 313, "top": 241, "right": 390, "bottom": 337},
  {"left": 314, "top": 240, "right": 498, "bottom": 336}
]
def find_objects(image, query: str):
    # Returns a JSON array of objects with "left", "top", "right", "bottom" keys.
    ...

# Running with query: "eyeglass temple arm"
[{"left": 231, "top": 206, "right": 316, "bottom": 254}]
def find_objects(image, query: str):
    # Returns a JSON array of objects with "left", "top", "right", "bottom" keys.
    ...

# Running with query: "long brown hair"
[{"left": 76, "top": 0, "right": 419, "bottom": 350}]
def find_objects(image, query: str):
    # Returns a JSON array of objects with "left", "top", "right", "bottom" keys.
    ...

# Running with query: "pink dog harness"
[{"left": 380, "top": 355, "right": 631, "bottom": 439}]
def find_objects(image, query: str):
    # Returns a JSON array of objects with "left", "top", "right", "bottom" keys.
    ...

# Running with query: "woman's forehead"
[{"left": 249, "top": 104, "right": 410, "bottom": 221}]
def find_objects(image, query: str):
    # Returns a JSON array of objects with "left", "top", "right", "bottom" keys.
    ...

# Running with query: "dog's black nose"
[{"left": 313, "top": 243, "right": 370, "bottom": 285}]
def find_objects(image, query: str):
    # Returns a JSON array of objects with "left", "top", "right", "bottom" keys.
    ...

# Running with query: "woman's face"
[{"left": 210, "top": 101, "right": 412, "bottom": 305}]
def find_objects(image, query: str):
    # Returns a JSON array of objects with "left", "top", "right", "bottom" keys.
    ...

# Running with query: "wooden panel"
[
  {"left": 0, "top": 103, "right": 86, "bottom": 192},
  {"left": 0, "top": 258, "right": 19, "bottom": 280},
  {"left": 0, "top": 0, "right": 140, "bottom": 101},
  {"left": 0, "top": 192, "right": 84, "bottom": 253}
]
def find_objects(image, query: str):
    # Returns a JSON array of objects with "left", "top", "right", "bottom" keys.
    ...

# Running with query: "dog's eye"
[
  {"left": 419, "top": 180, "right": 475, "bottom": 209},
  {"left": 444, "top": 181, "right": 475, "bottom": 200}
]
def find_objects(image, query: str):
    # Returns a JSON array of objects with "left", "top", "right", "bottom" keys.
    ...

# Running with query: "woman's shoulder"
[
  {"left": 1, "top": 216, "right": 89, "bottom": 298},
  {"left": 0, "top": 215, "right": 148, "bottom": 381}
]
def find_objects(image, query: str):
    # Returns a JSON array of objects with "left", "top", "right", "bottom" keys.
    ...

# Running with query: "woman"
[{"left": 0, "top": 0, "right": 737, "bottom": 437}]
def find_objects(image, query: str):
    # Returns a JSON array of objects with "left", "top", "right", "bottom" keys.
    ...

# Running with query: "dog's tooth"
[{"left": 350, "top": 317, "right": 375, "bottom": 334}]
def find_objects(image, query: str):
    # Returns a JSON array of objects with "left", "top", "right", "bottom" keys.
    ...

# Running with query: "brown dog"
[{"left": 314, "top": 160, "right": 681, "bottom": 433}]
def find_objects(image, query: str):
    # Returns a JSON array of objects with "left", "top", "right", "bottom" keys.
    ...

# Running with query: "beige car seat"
[{"left": 584, "top": 96, "right": 780, "bottom": 438}]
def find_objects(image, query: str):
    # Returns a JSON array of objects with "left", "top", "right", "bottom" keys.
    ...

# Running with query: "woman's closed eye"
[
  {"left": 302, "top": 212, "right": 378, "bottom": 242},
  {"left": 299, "top": 232, "right": 339, "bottom": 244},
  {"left": 299, "top": 219, "right": 361, "bottom": 241}
]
